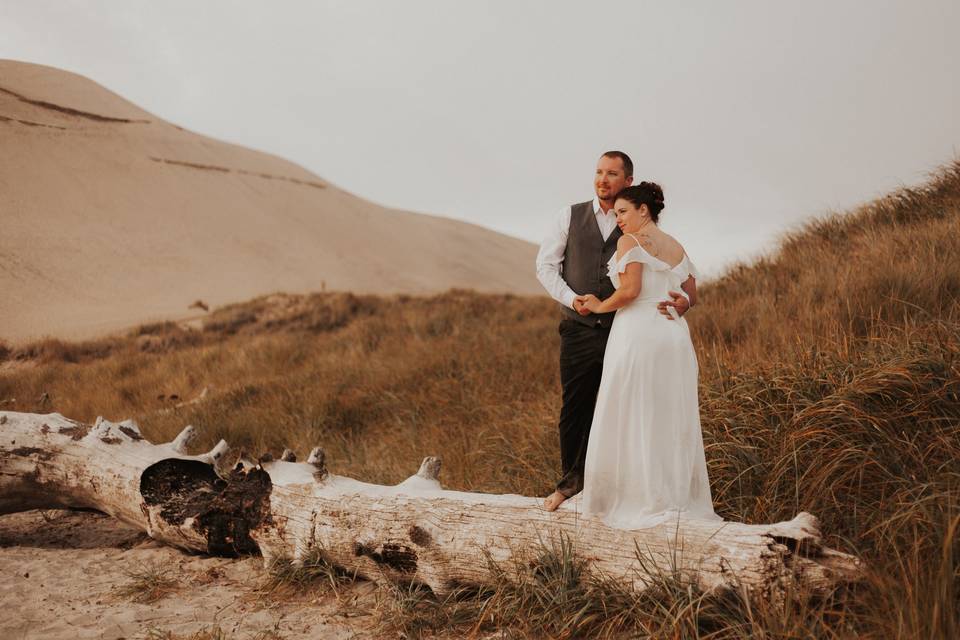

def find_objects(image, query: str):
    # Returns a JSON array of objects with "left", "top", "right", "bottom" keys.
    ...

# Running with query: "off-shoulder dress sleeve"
[
  {"left": 610, "top": 245, "right": 663, "bottom": 274},
  {"left": 673, "top": 254, "right": 699, "bottom": 281}
]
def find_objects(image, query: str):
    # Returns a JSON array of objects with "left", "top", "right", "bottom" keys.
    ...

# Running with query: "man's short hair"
[{"left": 601, "top": 150, "right": 633, "bottom": 178}]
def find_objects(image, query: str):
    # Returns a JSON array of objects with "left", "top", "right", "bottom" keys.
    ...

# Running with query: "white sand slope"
[{"left": 0, "top": 60, "right": 541, "bottom": 344}]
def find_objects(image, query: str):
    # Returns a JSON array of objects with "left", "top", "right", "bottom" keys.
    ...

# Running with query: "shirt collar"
[{"left": 593, "top": 196, "right": 613, "bottom": 216}]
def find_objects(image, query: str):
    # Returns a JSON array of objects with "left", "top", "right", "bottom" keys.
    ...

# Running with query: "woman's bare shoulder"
[
  {"left": 619, "top": 232, "right": 657, "bottom": 251},
  {"left": 657, "top": 230, "right": 679, "bottom": 247},
  {"left": 658, "top": 232, "right": 686, "bottom": 264}
]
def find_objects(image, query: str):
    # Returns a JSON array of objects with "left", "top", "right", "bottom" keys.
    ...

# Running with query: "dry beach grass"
[{"left": 2, "top": 161, "right": 959, "bottom": 637}]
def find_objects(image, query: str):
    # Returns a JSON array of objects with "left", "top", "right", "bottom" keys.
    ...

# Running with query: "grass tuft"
[
  {"left": 114, "top": 563, "right": 179, "bottom": 603},
  {"left": 261, "top": 547, "right": 360, "bottom": 598}
]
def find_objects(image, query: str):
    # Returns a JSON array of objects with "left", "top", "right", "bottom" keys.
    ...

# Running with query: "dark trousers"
[{"left": 555, "top": 317, "right": 610, "bottom": 497}]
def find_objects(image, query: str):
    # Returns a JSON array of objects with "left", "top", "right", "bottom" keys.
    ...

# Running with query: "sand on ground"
[{"left": 0, "top": 509, "right": 382, "bottom": 639}]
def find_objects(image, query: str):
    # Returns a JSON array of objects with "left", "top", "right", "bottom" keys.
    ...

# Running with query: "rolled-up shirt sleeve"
[{"left": 535, "top": 205, "right": 578, "bottom": 310}]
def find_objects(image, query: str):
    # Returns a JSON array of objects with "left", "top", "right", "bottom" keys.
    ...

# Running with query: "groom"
[{"left": 535, "top": 151, "right": 690, "bottom": 511}]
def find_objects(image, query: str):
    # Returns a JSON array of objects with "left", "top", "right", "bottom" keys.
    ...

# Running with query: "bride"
[{"left": 578, "top": 182, "right": 721, "bottom": 529}]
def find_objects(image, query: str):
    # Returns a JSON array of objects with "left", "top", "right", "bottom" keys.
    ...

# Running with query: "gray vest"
[{"left": 560, "top": 200, "right": 622, "bottom": 328}]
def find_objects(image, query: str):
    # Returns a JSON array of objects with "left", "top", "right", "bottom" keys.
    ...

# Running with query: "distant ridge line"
[
  {"left": 0, "top": 85, "right": 150, "bottom": 124},
  {"left": 147, "top": 156, "right": 327, "bottom": 189},
  {"left": 0, "top": 113, "right": 67, "bottom": 130}
]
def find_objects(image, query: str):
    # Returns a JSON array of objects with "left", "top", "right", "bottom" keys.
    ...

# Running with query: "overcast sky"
[{"left": 3, "top": 1, "right": 959, "bottom": 276}]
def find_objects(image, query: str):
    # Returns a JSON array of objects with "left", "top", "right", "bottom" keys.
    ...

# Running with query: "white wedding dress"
[{"left": 580, "top": 234, "right": 722, "bottom": 530}]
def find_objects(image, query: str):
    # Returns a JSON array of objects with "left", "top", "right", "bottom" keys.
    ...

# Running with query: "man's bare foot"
[{"left": 543, "top": 491, "right": 568, "bottom": 512}]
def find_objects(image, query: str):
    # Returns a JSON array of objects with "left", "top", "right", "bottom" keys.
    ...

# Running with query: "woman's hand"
[{"left": 582, "top": 294, "right": 603, "bottom": 313}]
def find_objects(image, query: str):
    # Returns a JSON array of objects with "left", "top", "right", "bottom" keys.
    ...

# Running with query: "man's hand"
[
  {"left": 657, "top": 291, "right": 690, "bottom": 320},
  {"left": 573, "top": 295, "right": 592, "bottom": 316}
]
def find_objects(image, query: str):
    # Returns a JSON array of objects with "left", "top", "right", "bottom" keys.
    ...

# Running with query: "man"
[{"left": 535, "top": 151, "right": 690, "bottom": 512}]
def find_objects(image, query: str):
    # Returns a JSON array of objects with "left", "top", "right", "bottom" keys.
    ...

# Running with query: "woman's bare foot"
[{"left": 543, "top": 491, "right": 568, "bottom": 512}]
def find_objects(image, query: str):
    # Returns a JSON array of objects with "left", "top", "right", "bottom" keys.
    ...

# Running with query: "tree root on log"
[{"left": 0, "top": 411, "right": 864, "bottom": 602}]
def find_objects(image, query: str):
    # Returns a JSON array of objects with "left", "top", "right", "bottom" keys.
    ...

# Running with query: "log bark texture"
[{"left": 0, "top": 411, "right": 864, "bottom": 601}]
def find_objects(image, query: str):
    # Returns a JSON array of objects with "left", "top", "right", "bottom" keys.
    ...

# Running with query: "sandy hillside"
[{"left": 0, "top": 60, "right": 540, "bottom": 344}]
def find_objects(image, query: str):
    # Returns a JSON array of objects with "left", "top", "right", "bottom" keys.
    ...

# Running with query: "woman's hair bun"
[{"left": 614, "top": 181, "right": 666, "bottom": 222}]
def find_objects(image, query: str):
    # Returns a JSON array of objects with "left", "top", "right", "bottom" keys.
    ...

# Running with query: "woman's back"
[
  {"left": 608, "top": 233, "right": 697, "bottom": 304},
  {"left": 621, "top": 231, "right": 685, "bottom": 270},
  {"left": 583, "top": 238, "right": 719, "bottom": 530}
]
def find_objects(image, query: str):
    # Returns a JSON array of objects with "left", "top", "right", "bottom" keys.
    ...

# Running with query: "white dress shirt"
[{"left": 535, "top": 196, "right": 618, "bottom": 309}]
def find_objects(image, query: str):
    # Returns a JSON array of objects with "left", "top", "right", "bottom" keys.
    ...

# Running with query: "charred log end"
[
  {"left": 201, "top": 466, "right": 273, "bottom": 556},
  {"left": 280, "top": 448, "right": 296, "bottom": 462},
  {"left": 354, "top": 541, "right": 419, "bottom": 574},
  {"left": 140, "top": 459, "right": 272, "bottom": 557},
  {"left": 141, "top": 460, "right": 217, "bottom": 523}
]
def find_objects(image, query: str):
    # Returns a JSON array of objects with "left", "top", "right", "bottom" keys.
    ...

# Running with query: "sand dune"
[{"left": 0, "top": 60, "right": 540, "bottom": 344}]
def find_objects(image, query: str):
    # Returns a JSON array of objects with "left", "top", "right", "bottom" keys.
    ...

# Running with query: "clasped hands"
[
  {"left": 573, "top": 291, "right": 690, "bottom": 319},
  {"left": 573, "top": 294, "right": 603, "bottom": 315}
]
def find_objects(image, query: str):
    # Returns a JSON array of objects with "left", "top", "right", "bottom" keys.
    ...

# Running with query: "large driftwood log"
[{"left": 0, "top": 411, "right": 863, "bottom": 601}]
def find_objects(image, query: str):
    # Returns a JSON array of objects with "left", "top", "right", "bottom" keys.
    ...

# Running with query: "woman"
[{"left": 578, "top": 182, "right": 721, "bottom": 529}]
